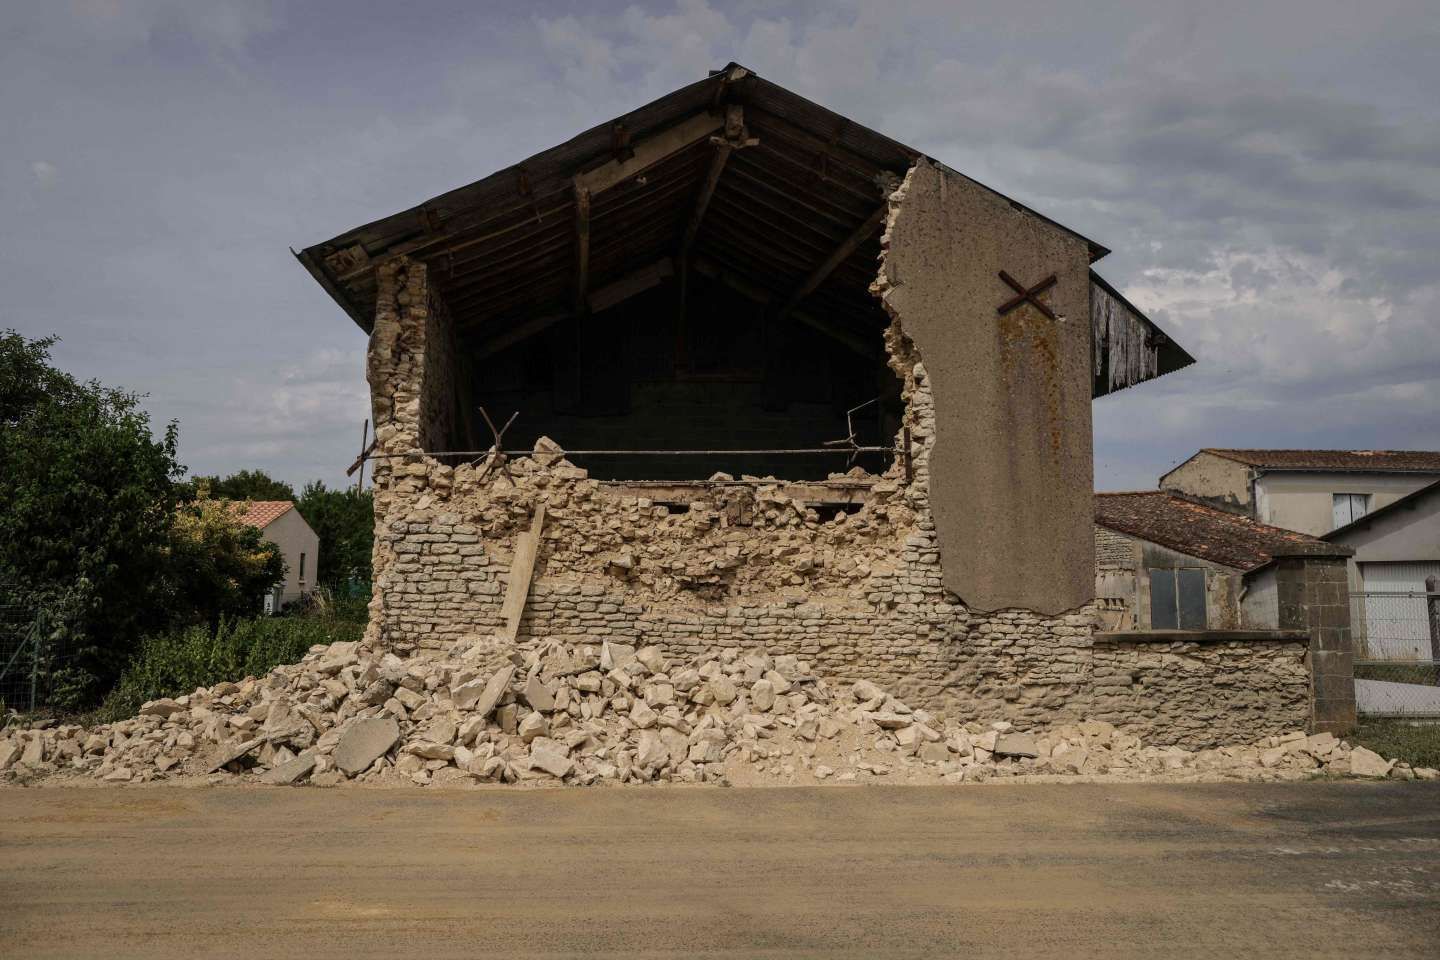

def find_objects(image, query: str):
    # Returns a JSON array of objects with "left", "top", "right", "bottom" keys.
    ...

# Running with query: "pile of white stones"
[{"left": 1, "top": 637, "right": 1433, "bottom": 787}]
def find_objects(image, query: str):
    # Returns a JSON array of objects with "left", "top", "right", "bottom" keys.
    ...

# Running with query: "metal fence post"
[{"left": 29, "top": 617, "right": 41, "bottom": 713}]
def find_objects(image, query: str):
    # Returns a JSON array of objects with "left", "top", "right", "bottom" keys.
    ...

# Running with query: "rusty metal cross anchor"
[
  {"left": 474, "top": 405, "right": 519, "bottom": 485},
  {"left": 996, "top": 271, "right": 1058, "bottom": 321}
]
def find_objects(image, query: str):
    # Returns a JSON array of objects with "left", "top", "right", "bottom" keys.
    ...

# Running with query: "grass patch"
[
  {"left": 1349, "top": 719, "right": 1440, "bottom": 770},
  {"left": 1354, "top": 662, "right": 1440, "bottom": 685},
  {"left": 97, "top": 615, "right": 363, "bottom": 722}
]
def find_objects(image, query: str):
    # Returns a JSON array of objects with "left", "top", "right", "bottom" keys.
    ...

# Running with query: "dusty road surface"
[{"left": 2, "top": 782, "right": 1438, "bottom": 958}]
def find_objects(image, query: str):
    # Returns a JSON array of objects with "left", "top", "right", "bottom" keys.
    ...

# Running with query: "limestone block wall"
[{"left": 1091, "top": 634, "right": 1311, "bottom": 746}]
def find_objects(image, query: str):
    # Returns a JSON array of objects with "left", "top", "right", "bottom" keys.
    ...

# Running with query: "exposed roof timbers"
[{"left": 296, "top": 62, "right": 1190, "bottom": 395}]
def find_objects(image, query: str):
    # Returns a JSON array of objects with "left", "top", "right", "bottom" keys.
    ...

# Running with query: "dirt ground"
[{"left": 2, "top": 782, "right": 1438, "bottom": 958}]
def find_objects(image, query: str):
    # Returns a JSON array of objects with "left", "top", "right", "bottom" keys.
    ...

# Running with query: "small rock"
[
  {"left": 523, "top": 674, "right": 556, "bottom": 712},
  {"left": 139, "top": 698, "right": 184, "bottom": 718}
]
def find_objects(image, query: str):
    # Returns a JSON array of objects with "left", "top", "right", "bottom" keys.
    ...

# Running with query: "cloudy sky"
[{"left": 5, "top": 1, "right": 1438, "bottom": 491}]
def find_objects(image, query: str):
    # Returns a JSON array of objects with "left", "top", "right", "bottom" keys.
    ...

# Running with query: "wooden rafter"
[
  {"left": 574, "top": 112, "right": 723, "bottom": 196},
  {"left": 679, "top": 104, "right": 756, "bottom": 260},
  {"left": 573, "top": 183, "right": 591, "bottom": 315},
  {"left": 776, "top": 204, "right": 887, "bottom": 320}
]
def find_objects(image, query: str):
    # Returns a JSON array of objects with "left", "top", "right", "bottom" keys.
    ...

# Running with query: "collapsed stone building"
[{"left": 296, "top": 65, "right": 1349, "bottom": 746}]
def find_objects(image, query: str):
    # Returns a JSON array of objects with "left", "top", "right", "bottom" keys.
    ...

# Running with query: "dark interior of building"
[{"left": 468, "top": 268, "right": 901, "bottom": 480}]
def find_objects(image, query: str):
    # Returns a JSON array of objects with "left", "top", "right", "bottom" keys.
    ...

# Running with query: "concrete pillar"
[{"left": 1274, "top": 554, "right": 1356, "bottom": 735}]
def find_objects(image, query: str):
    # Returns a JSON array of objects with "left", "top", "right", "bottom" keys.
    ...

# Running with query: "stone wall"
[
  {"left": 1091, "top": 632, "right": 1311, "bottom": 746},
  {"left": 361, "top": 230, "right": 1321, "bottom": 749},
  {"left": 1274, "top": 555, "right": 1357, "bottom": 734}
]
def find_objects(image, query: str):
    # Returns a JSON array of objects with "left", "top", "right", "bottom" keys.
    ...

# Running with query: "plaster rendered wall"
[
  {"left": 1255, "top": 472, "right": 1438, "bottom": 536},
  {"left": 871, "top": 160, "right": 1094, "bottom": 615},
  {"left": 1327, "top": 487, "right": 1440, "bottom": 564},
  {"left": 1160, "top": 453, "right": 1253, "bottom": 511},
  {"left": 262, "top": 509, "right": 320, "bottom": 603}
]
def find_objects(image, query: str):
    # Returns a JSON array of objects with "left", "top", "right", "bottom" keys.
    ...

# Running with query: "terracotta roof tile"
[
  {"left": 1095, "top": 491, "right": 1349, "bottom": 571},
  {"left": 1203, "top": 449, "right": 1440, "bottom": 472},
  {"left": 228, "top": 500, "right": 294, "bottom": 529}
]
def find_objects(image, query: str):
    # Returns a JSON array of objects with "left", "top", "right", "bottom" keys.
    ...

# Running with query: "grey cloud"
[{"left": 2, "top": 0, "right": 1437, "bottom": 493}]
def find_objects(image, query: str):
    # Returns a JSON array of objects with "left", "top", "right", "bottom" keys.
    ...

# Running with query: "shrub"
[
  {"left": 98, "top": 615, "right": 363, "bottom": 722},
  {"left": 1349, "top": 720, "right": 1440, "bottom": 770}
]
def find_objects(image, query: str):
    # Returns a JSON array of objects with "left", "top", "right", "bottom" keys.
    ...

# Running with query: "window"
[
  {"left": 1332, "top": 493, "right": 1370, "bottom": 528},
  {"left": 1149, "top": 568, "right": 1206, "bottom": 629},
  {"left": 299, "top": 552, "right": 306, "bottom": 584}
]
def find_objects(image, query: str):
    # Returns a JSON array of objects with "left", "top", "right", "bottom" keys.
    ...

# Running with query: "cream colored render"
[
  {"left": 1159, "top": 451, "right": 1253, "bottom": 511},
  {"left": 262, "top": 508, "right": 320, "bottom": 603},
  {"left": 1255, "top": 473, "right": 1438, "bottom": 536},
  {"left": 879, "top": 160, "right": 1095, "bottom": 614}
]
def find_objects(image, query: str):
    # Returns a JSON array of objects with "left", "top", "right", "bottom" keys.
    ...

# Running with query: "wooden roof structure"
[{"left": 296, "top": 63, "right": 1191, "bottom": 394}]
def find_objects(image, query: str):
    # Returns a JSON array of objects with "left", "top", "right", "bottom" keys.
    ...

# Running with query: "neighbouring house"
[
  {"left": 1323, "top": 477, "right": 1440, "bottom": 678},
  {"left": 293, "top": 63, "right": 1352, "bottom": 744},
  {"left": 1160, "top": 448, "right": 1440, "bottom": 536},
  {"left": 1094, "top": 491, "right": 1352, "bottom": 631},
  {"left": 232, "top": 501, "right": 320, "bottom": 610}
]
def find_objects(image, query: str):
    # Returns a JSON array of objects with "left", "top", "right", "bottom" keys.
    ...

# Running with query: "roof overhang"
[{"left": 296, "top": 63, "right": 1192, "bottom": 399}]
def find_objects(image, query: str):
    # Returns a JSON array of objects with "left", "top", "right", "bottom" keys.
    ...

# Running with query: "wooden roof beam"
[
  {"left": 775, "top": 205, "right": 887, "bottom": 320},
  {"left": 680, "top": 104, "right": 757, "bottom": 260},
  {"left": 574, "top": 111, "right": 724, "bottom": 196},
  {"left": 573, "top": 183, "right": 591, "bottom": 315}
]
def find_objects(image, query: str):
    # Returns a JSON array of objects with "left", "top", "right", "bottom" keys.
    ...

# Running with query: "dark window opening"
[
  {"left": 461, "top": 271, "right": 901, "bottom": 481},
  {"left": 1149, "top": 567, "right": 1206, "bottom": 630}
]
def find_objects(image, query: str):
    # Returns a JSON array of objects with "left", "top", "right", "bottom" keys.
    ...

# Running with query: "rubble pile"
[
  {"left": 410, "top": 446, "right": 922, "bottom": 602},
  {"left": 1, "top": 637, "right": 1432, "bottom": 787}
]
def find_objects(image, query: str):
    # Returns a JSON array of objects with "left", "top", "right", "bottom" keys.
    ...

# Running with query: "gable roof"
[
  {"left": 1200, "top": 449, "right": 1440, "bottom": 473},
  {"left": 295, "top": 62, "right": 1191, "bottom": 397},
  {"left": 229, "top": 500, "right": 294, "bottom": 530},
  {"left": 1323, "top": 477, "right": 1440, "bottom": 542},
  {"left": 1096, "top": 491, "right": 1349, "bottom": 571}
]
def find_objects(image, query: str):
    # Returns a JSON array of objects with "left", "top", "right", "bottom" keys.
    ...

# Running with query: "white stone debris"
[{"left": 0, "top": 636, "right": 1430, "bottom": 789}]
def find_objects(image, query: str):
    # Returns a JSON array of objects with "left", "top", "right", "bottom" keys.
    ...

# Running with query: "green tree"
[
  {"left": 0, "top": 330, "right": 183, "bottom": 702},
  {"left": 187, "top": 468, "right": 295, "bottom": 502},
  {"left": 164, "top": 499, "right": 286, "bottom": 627},
  {"left": 296, "top": 481, "right": 373, "bottom": 592}
]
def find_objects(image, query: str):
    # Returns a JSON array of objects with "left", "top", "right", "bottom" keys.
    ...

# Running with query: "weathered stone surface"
[
  {"left": 333, "top": 719, "right": 399, "bottom": 776},
  {"left": 523, "top": 674, "right": 556, "bottom": 712},
  {"left": 472, "top": 666, "right": 514, "bottom": 718},
  {"left": 205, "top": 736, "right": 265, "bottom": 773},
  {"left": 994, "top": 733, "right": 1039, "bottom": 759},
  {"left": 528, "top": 739, "right": 573, "bottom": 778},
  {"left": 139, "top": 698, "right": 185, "bottom": 718},
  {"left": 518, "top": 712, "right": 548, "bottom": 742},
  {"left": 750, "top": 680, "right": 776, "bottom": 712},
  {"left": 635, "top": 730, "right": 668, "bottom": 769},
  {"left": 1347, "top": 746, "right": 1393, "bottom": 778},
  {"left": 262, "top": 751, "right": 317, "bottom": 786}
]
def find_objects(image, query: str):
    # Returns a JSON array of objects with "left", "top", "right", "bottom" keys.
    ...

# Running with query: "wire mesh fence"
[
  {"left": 1351, "top": 590, "right": 1440, "bottom": 718},
  {"left": 0, "top": 581, "right": 83, "bottom": 716}
]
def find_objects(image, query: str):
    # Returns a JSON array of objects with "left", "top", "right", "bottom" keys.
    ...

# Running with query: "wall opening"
[{"left": 461, "top": 269, "right": 901, "bottom": 480}]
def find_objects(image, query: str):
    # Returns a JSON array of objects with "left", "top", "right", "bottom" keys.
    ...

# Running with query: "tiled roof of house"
[
  {"left": 229, "top": 500, "right": 294, "bottom": 529},
  {"left": 1202, "top": 449, "right": 1440, "bottom": 472},
  {"left": 1095, "top": 491, "right": 1349, "bottom": 571}
]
